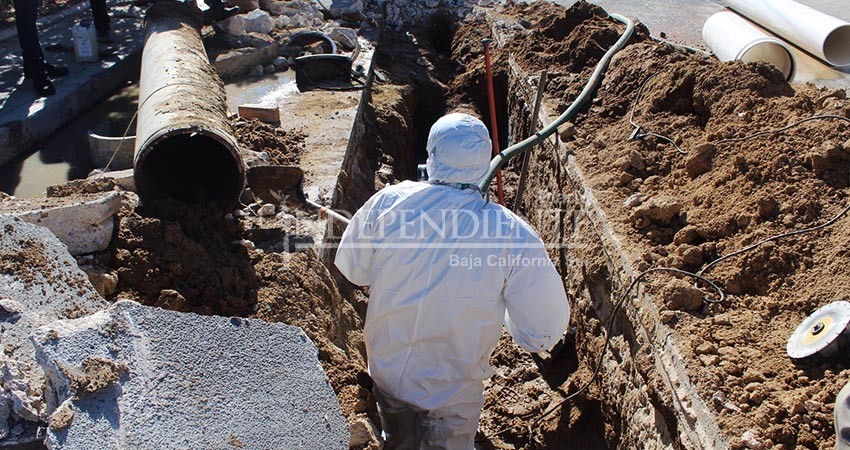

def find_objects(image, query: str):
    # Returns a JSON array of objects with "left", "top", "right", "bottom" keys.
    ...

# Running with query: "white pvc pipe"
[
  {"left": 724, "top": 0, "right": 850, "bottom": 67},
  {"left": 703, "top": 11, "right": 794, "bottom": 80}
]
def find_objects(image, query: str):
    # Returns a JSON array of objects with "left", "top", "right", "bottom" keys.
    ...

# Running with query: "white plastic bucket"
[{"left": 703, "top": 11, "right": 794, "bottom": 80}]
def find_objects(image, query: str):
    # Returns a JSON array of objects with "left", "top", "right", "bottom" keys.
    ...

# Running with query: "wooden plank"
[{"left": 238, "top": 104, "right": 281, "bottom": 123}]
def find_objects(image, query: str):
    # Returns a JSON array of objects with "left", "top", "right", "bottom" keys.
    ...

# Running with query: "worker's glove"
[{"left": 531, "top": 328, "right": 575, "bottom": 383}]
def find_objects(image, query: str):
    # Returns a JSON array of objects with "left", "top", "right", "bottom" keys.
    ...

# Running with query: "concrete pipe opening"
[
  {"left": 824, "top": 25, "right": 850, "bottom": 67},
  {"left": 134, "top": 2, "right": 244, "bottom": 212},
  {"left": 135, "top": 130, "right": 243, "bottom": 207}
]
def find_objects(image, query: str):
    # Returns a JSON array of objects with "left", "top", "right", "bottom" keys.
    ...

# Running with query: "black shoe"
[
  {"left": 43, "top": 63, "right": 69, "bottom": 78},
  {"left": 30, "top": 75, "right": 56, "bottom": 97},
  {"left": 97, "top": 29, "right": 114, "bottom": 44}
]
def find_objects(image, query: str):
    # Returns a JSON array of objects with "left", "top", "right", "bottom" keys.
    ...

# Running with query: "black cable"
[
  {"left": 698, "top": 200, "right": 850, "bottom": 277},
  {"left": 627, "top": 73, "right": 687, "bottom": 155}
]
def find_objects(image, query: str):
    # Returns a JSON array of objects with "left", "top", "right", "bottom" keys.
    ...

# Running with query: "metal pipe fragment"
[{"left": 134, "top": 2, "right": 244, "bottom": 210}]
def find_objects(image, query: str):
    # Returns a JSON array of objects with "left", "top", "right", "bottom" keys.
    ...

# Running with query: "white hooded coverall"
[{"left": 334, "top": 113, "right": 570, "bottom": 450}]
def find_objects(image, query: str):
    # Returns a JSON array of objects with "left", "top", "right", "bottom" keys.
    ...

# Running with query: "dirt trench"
[
  {"left": 341, "top": 1, "right": 850, "bottom": 449},
  {"left": 329, "top": 4, "right": 612, "bottom": 449}
]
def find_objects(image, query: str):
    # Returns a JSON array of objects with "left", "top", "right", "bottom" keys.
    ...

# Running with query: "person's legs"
[
  {"left": 373, "top": 388, "right": 427, "bottom": 450},
  {"left": 89, "top": 0, "right": 110, "bottom": 33},
  {"left": 420, "top": 402, "right": 482, "bottom": 450},
  {"left": 13, "top": 0, "right": 44, "bottom": 74}
]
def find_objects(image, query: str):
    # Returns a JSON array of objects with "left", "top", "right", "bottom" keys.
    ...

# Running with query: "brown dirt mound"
[
  {"left": 233, "top": 119, "right": 306, "bottom": 165},
  {"left": 564, "top": 26, "right": 850, "bottom": 450},
  {"left": 502, "top": 0, "right": 649, "bottom": 113},
  {"left": 446, "top": 1, "right": 850, "bottom": 449},
  {"left": 107, "top": 201, "right": 258, "bottom": 317}
]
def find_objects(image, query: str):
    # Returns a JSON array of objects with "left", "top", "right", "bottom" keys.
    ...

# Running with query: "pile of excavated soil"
[
  {"left": 232, "top": 119, "right": 306, "bottom": 165},
  {"left": 107, "top": 201, "right": 258, "bottom": 317},
  {"left": 444, "top": 1, "right": 850, "bottom": 449},
  {"left": 501, "top": 1, "right": 649, "bottom": 114},
  {"left": 570, "top": 40, "right": 850, "bottom": 449}
]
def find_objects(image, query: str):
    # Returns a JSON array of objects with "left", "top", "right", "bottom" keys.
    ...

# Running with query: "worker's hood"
[{"left": 425, "top": 113, "right": 492, "bottom": 185}]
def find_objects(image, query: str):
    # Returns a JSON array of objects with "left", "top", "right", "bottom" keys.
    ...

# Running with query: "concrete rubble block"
[
  {"left": 0, "top": 192, "right": 121, "bottom": 255},
  {"left": 0, "top": 216, "right": 108, "bottom": 441},
  {"left": 329, "top": 27, "right": 358, "bottom": 51},
  {"left": 260, "top": 0, "right": 316, "bottom": 16},
  {"left": 213, "top": 43, "right": 281, "bottom": 79},
  {"left": 316, "top": 0, "right": 363, "bottom": 19},
  {"left": 87, "top": 169, "right": 135, "bottom": 192},
  {"left": 244, "top": 9, "right": 274, "bottom": 34},
  {"left": 32, "top": 300, "right": 349, "bottom": 449},
  {"left": 274, "top": 15, "right": 292, "bottom": 29},
  {"left": 217, "top": 13, "right": 246, "bottom": 35}
]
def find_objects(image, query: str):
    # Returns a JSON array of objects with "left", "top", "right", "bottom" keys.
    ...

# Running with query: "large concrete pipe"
[
  {"left": 723, "top": 0, "right": 850, "bottom": 67},
  {"left": 134, "top": 2, "right": 244, "bottom": 210},
  {"left": 703, "top": 11, "right": 794, "bottom": 81}
]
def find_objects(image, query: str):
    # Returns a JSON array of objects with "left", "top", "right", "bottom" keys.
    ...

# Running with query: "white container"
[
  {"left": 72, "top": 20, "right": 99, "bottom": 63},
  {"left": 703, "top": 11, "right": 794, "bottom": 80},
  {"left": 723, "top": 0, "right": 850, "bottom": 67}
]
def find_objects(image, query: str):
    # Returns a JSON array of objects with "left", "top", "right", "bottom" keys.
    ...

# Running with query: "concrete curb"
[{"left": 0, "top": 50, "right": 142, "bottom": 168}]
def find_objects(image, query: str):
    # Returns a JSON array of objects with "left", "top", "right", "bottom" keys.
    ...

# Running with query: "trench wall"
[{"left": 506, "top": 55, "right": 727, "bottom": 449}]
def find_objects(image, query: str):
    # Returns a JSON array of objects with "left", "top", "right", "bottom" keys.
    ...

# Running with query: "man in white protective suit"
[{"left": 334, "top": 112, "right": 570, "bottom": 449}]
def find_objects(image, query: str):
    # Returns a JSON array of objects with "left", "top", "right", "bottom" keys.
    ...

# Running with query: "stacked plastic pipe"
[{"left": 703, "top": 0, "right": 850, "bottom": 81}]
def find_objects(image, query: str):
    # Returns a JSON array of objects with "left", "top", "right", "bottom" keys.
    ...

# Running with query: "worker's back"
[{"left": 335, "top": 179, "right": 569, "bottom": 412}]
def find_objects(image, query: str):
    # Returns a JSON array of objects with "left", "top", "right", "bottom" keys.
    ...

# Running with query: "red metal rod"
[{"left": 482, "top": 38, "right": 505, "bottom": 205}]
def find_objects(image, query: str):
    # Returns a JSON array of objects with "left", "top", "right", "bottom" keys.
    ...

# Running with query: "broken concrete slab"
[
  {"left": 86, "top": 169, "right": 136, "bottom": 193},
  {"left": 216, "top": 14, "right": 247, "bottom": 35},
  {"left": 329, "top": 27, "right": 358, "bottom": 51},
  {"left": 212, "top": 43, "right": 281, "bottom": 79},
  {"left": 315, "top": 0, "right": 363, "bottom": 19},
  {"left": 33, "top": 300, "right": 349, "bottom": 449},
  {"left": 261, "top": 0, "right": 318, "bottom": 16},
  {"left": 244, "top": 9, "right": 274, "bottom": 34},
  {"left": 0, "top": 192, "right": 121, "bottom": 255},
  {"left": 0, "top": 216, "right": 108, "bottom": 443}
]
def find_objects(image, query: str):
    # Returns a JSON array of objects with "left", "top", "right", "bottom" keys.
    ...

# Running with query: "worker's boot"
[
  {"left": 23, "top": 62, "right": 69, "bottom": 97},
  {"left": 203, "top": 0, "right": 239, "bottom": 24}
]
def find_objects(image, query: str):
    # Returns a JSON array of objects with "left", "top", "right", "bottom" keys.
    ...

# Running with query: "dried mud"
[{"left": 232, "top": 119, "right": 306, "bottom": 165}]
